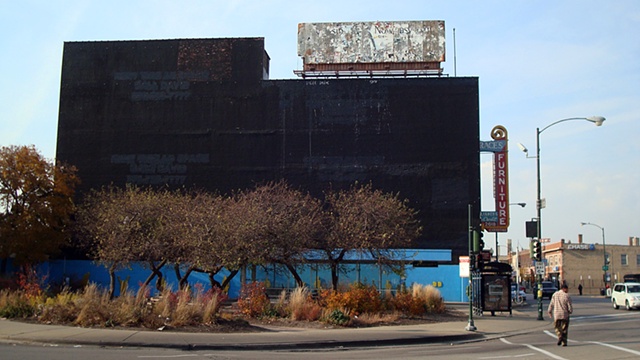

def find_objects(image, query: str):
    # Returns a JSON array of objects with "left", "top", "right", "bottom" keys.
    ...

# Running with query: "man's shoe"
[{"left": 557, "top": 339, "right": 562, "bottom": 346}]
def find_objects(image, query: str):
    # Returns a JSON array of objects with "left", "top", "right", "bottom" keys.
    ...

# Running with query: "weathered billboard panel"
[
  {"left": 297, "top": 21, "right": 445, "bottom": 71},
  {"left": 56, "top": 38, "right": 478, "bottom": 260}
]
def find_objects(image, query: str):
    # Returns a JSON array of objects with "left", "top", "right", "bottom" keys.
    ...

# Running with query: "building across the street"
[{"left": 512, "top": 236, "right": 640, "bottom": 295}]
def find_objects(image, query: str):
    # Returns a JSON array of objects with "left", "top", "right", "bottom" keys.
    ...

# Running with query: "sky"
[{"left": 1, "top": 1, "right": 639, "bottom": 250}]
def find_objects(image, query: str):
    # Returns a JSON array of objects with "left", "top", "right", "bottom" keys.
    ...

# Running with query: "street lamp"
[
  {"left": 518, "top": 116, "right": 605, "bottom": 320},
  {"left": 581, "top": 222, "right": 607, "bottom": 292},
  {"left": 494, "top": 202, "right": 527, "bottom": 262}
]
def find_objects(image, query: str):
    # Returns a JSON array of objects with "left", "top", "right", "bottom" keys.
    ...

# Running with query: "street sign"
[
  {"left": 459, "top": 256, "right": 470, "bottom": 278},
  {"left": 480, "top": 211, "right": 498, "bottom": 222},
  {"left": 535, "top": 261, "right": 545, "bottom": 275}
]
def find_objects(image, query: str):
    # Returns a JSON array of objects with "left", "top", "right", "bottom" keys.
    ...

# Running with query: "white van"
[{"left": 611, "top": 282, "right": 640, "bottom": 310}]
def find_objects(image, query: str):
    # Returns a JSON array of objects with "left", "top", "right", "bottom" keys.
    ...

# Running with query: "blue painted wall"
[{"left": 22, "top": 259, "right": 469, "bottom": 302}]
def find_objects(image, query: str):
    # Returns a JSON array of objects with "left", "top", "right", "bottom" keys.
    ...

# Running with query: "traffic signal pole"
[{"left": 465, "top": 204, "right": 476, "bottom": 331}]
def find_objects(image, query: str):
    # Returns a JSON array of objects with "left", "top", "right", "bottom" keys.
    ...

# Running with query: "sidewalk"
[{"left": 0, "top": 307, "right": 552, "bottom": 351}]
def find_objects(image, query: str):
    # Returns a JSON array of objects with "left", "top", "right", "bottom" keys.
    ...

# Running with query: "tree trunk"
[
  {"left": 220, "top": 269, "right": 239, "bottom": 291},
  {"left": 330, "top": 261, "right": 339, "bottom": 291},
  {"left": 173, "top": 263, "right": 182, "bottom": 286},
  {"left": 143, "top": 259, "right": 167, "bottom": 291},
  {"left": 284, "top": 263, "right": 305, "bottom": 288},
  {"left": 108, "top": 262, "right": 117, "bottom": 300},
  {"left": 178, "top": 265, "right": 195, "bottom": 290},
  {"left": 208, "top": 272, "right": 222, "bottom": 289},
  {"left": 327, "top": 249, "right": 347, "bottom": 291},
  {"left": 191, "top": 266, "right": 223, "bottom": 289}
]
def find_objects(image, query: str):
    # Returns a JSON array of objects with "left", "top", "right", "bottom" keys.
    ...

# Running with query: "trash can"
[{"left": 600, "top": 288, "right": 605, "bottom": 296}]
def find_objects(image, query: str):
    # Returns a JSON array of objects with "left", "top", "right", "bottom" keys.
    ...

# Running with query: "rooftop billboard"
[{"left": 297, "top": 21, "right": 445, "bottom": 72}]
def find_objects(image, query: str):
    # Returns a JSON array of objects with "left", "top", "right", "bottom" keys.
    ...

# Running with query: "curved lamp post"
[
  {"left": 581, "top": 222, "right": 607, "bottom": 291},
  {"left": 518, "top": 116, "right": 605, "bottom": 320}
]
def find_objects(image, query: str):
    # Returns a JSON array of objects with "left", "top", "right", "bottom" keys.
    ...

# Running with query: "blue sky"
[{"left": 1, "top": 1, "right": 638, "bottom": 249}]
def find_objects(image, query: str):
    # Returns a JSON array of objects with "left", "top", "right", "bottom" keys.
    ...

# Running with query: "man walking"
[{"left": 547, "top": 284, "right": 573, "bottom": 346}]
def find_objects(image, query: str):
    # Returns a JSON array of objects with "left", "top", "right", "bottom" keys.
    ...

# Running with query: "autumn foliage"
[{"left": 0, "top": 145, "right": 78, "bottom": 268}]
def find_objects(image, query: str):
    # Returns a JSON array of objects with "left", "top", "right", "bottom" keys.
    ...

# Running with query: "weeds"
[
  {"left": 0, "top": 290, "right": 35, "bottom": 318},
  {"left": 0, "top": 280, "right": 447, "bottom": 329},
  {"left": 236, "top": 282, "right": 271, "bottom": 318},
  {"left": 288, "top": 287, "right": 322, "bottom": 321}
]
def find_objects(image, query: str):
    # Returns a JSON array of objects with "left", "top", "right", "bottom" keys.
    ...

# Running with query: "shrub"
[
  {"left": 320, "top": 283, "right": 381, "bottom": 316},
  {"left": 323, "top": 308, "right": 350, "bottom": 325},
  {"left": 0, "top": 290, "right": 36, "bottom": 318},
  {"left": 388, "top": 290, "right": 425, "bottom": 316},
  {"left": 236, "top": 282, "right": 271, "bottom": 318},
  {"left": 39, "top": 290, "right": 79, "bottom": 323},
  {"left": 16, "top": 265, "right": 47, "bottom": 301}
]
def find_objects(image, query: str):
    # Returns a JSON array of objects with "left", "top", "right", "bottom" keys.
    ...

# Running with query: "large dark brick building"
[{"left": 56, "top": 37, "right": 480, "bottom": 260}]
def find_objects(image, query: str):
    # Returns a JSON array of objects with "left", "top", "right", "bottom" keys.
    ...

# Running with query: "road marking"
[
  {"left": 543, "top": 330, "right": 640, "bottom": 356},
  {"left": 572, "top": 312, "right": 638, "bottom": 321},
  {"left": 584, "top": 341, "right": 640, "bottom": 356},
  {"left": 479, "top": 353, "right": 535, "bottom": 359},
  {"left": 500, "top": 338, "right": 567, "bottom": 360},
  {"left": 138, "top": 355, "right": 199, "bottom": 358}
]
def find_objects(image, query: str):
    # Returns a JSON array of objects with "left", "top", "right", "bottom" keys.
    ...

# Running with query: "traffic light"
[
  {"left": 533, "top": 240, "right": 542, "bottom": 261},
  {"left": 473, "top": 230, "right": 485, "bottom": 253},
  {"left": 529, "top": 240, "right": 535, "bottom": 259}
]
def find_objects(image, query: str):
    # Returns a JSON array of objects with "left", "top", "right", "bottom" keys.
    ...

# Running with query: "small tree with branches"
[{"left": 320, "top": 182, "right": 422, "bottom": 290}]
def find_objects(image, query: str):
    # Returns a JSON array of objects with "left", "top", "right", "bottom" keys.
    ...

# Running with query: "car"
[
  {"left": 611, "top": 282, "right": 640, "bottom": 310},
  {"left": 533, "top": 281, "right": 558, "bottom": 300}
]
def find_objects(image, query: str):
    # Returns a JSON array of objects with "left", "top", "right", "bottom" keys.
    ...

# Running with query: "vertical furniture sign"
[{"left": 480, "top": 125, "right": 509, "bottom": 232}]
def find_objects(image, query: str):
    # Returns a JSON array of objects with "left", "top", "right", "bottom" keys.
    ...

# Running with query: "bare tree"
[
  {"left": 75, "top": 186, "right": 187, "bottom": 297},
  {"left": 235, "top": 181, "right": 324, "bottom": 287},
  {"left": 172, "top": 191, "right": 234, "bottom": 290},
  {"left": 321, "top": 182, "right": 422, "bottom": 290},
  {"left": 75, "top": 186, "right": 139, "bottom": 298}
]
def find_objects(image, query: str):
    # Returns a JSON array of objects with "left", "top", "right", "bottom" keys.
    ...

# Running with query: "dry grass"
[
  {"left": 39, "top": 290, "right": 79, "bottom": 323},
  {"left": 350, "top": 311, "right": 402, "bottom": 326},
  {"left": 411, "top": 283, "right": 445, "bottom": 313},
  {"left": 154, "top": 287, "right": 175, "bottom": 320},
  {"left": 74, "top": 283, "right": 112, "bottom": 326},
  {"left": 203, "top": 292, "right": 222, "bottom": 324},
  {"left": 1, "top": 281, "right": 448, "bottom": 330},
  {"left": 4, "top": 283, "right": 227, "bottom": 329},
  {"left": 288, "top": 287, "right": 322, "bottom": 321}
]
